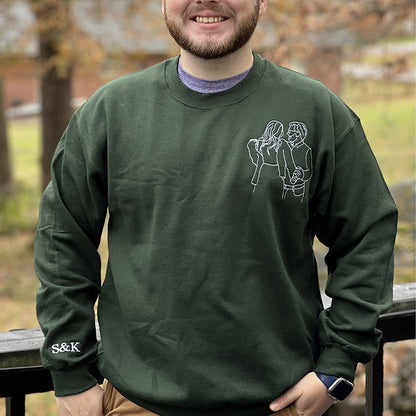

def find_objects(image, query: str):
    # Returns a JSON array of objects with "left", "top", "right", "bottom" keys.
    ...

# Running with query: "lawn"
[
  {"left": 0, "top": 118, "right": 41, "bottom": 234},
  {"left": 343, "top": 78, "right": 415, "bottom": 185}
]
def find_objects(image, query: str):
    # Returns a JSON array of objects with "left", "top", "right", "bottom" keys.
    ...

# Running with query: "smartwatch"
[{"left": 315, "top": 373, "right": 354, "bottom": 401}]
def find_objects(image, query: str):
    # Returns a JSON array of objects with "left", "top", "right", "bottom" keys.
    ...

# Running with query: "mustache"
[{"left": 185, "top": 4, "right": 233, "bottom": 17}]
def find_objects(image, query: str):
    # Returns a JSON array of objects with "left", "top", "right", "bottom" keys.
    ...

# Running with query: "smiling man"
[
  {"left": 35, "top": 1, "right": 397, "bottom": 416},
  {"left": 163, "top": 0, "right": 263, "bottom": 60}
]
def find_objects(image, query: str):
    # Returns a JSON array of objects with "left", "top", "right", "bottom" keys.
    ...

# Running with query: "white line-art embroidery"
[
  {"left": 247, "top": 120, "right": 284, "bottom": 193},
  {"left": 247, "top": 120, "right": 313, "bottom": 202}
]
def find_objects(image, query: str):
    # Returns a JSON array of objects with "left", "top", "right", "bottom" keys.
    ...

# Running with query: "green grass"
[
  {"left": 9, "top": 120, "right": 41, "bottom": 184},
  {"left": 0, "top": 119, "right": 41, "bottom": 330},
  {"left": 0, "top": 119, "right": 41, "bottom": 234},
  {"left": 342, "top": 79, "right": 415, "bottom": 185},
  {"left": 353, "top": 97, "right": 415, "bottom": 185}
]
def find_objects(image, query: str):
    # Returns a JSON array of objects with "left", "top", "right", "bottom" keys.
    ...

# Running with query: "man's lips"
[{"left": 189, "top": 7, "right": 231, "bottom": 24}]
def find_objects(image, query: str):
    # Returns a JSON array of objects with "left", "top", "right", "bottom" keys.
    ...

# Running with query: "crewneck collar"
[
  {"left": 164, "top": 53, "right": 267, "bottom": 109},
  {"left": 177, "top": 58, "right": 252, "bottom": 94}
]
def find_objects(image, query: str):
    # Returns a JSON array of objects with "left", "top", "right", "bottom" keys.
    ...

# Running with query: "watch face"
[{"left": 329, "top": 379, "right": 354, "bottom": 401}]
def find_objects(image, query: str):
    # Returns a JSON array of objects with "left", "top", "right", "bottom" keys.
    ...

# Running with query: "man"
[
  {"left": 277, "top": 122, "right": 313, "bottom": 202},
  {"left": 34, "top": 1, "right": 398, "bottom": 416}
]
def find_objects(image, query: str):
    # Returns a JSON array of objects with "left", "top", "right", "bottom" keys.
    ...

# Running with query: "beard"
[{"left": 163, "top": 1, "right": 260, "bottom": 60}]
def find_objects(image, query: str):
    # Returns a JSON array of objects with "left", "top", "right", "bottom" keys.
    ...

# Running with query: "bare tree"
[
  {"left": 28, "top": 0, "right": 159, "bottom": 190},
  {"left": 30, "top": 0, "right": 73, "bottom": 190}
]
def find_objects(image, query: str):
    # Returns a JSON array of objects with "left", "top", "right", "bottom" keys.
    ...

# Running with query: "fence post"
[
  {"left": 365, "top": 347, "right": 384, "bottom": 416},
  {"left": 5, "top": 396, "right": 25, "bottom": 416}
]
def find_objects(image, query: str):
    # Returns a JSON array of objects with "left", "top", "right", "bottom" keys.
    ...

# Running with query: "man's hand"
[
  {"left": 269, "top": 372, "right": 337, "bottom": 416},
  {"left": 56, "top": 384, "right": 104, "bottom": 416}
]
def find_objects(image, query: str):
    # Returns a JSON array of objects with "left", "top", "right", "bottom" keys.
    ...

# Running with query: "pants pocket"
[{"left": 101, "top": 380, "right": 158, "bottom": 415}]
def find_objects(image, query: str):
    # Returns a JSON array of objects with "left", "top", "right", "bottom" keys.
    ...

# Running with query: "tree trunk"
[
  {"left": 31, "top": 0, "right": 73, "bottom": 190},
  {"left": 0, "top": 77, "right": 13, "bottom": 193},
  {"left": 39, "top": 44, "right": 73, "bottom": 190}
]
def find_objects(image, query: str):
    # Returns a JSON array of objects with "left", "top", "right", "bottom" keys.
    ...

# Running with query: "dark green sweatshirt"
[{"left": 35, "top": 53, "right": 397, "bottom": 416}]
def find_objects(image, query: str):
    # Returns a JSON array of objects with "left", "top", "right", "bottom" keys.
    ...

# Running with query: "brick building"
[{"left": 1, "top": 1, "right": 174, "bottom": 112}]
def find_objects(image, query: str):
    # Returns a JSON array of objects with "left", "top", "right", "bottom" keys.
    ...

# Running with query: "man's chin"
[{"left": 178, "top": 38, "right": 250, "bottom": 60}]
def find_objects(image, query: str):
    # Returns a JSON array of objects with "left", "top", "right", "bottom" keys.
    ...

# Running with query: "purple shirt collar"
[{"left": 177, "top": 58, "right": 251, "bottom": 94}]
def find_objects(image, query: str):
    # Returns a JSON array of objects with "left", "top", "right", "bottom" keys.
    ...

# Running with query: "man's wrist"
[
  {"left": 315, "top": 372, "right": 354, "bottom": 401},
  {"left": 51, "top": 365, "right": 98, "bottom": 397}
]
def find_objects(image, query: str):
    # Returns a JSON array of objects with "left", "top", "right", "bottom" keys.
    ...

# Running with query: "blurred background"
[{"left": 0, "top": 0, "right": 414, "bottom": 414}]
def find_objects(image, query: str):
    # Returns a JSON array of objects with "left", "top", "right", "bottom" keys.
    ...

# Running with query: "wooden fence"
[{"left": 1, "top": 283, "right": 415, "bottom": 416}]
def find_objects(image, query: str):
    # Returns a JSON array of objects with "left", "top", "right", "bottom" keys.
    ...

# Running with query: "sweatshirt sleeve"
[
  {"left": 312, "top": 118, "right": 398, "bottom": 381},
  {"left": 35, "top": 102, "right": 108, "bottom": 396}
]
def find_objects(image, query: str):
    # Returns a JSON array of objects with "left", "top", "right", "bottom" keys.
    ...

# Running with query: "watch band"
[{"left": 315, "top": 373, "right": 338, "bottom": 389}]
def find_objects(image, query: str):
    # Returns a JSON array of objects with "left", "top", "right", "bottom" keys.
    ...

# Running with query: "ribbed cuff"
[
  {"left": 315, "top": 346, "right": 358, "bottom": 382},
  {"left": 51, "top": 364, "right": 99, "bottom": 397}
]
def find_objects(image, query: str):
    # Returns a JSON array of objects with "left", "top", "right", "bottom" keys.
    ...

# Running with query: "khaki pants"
[{"left": 103, "top": 380, "right": 298, "bottom": 416}]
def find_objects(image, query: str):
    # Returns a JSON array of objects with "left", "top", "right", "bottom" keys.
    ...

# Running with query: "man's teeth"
[{"left": 195, "top": 16, "right": 226, "bottom": 23}]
